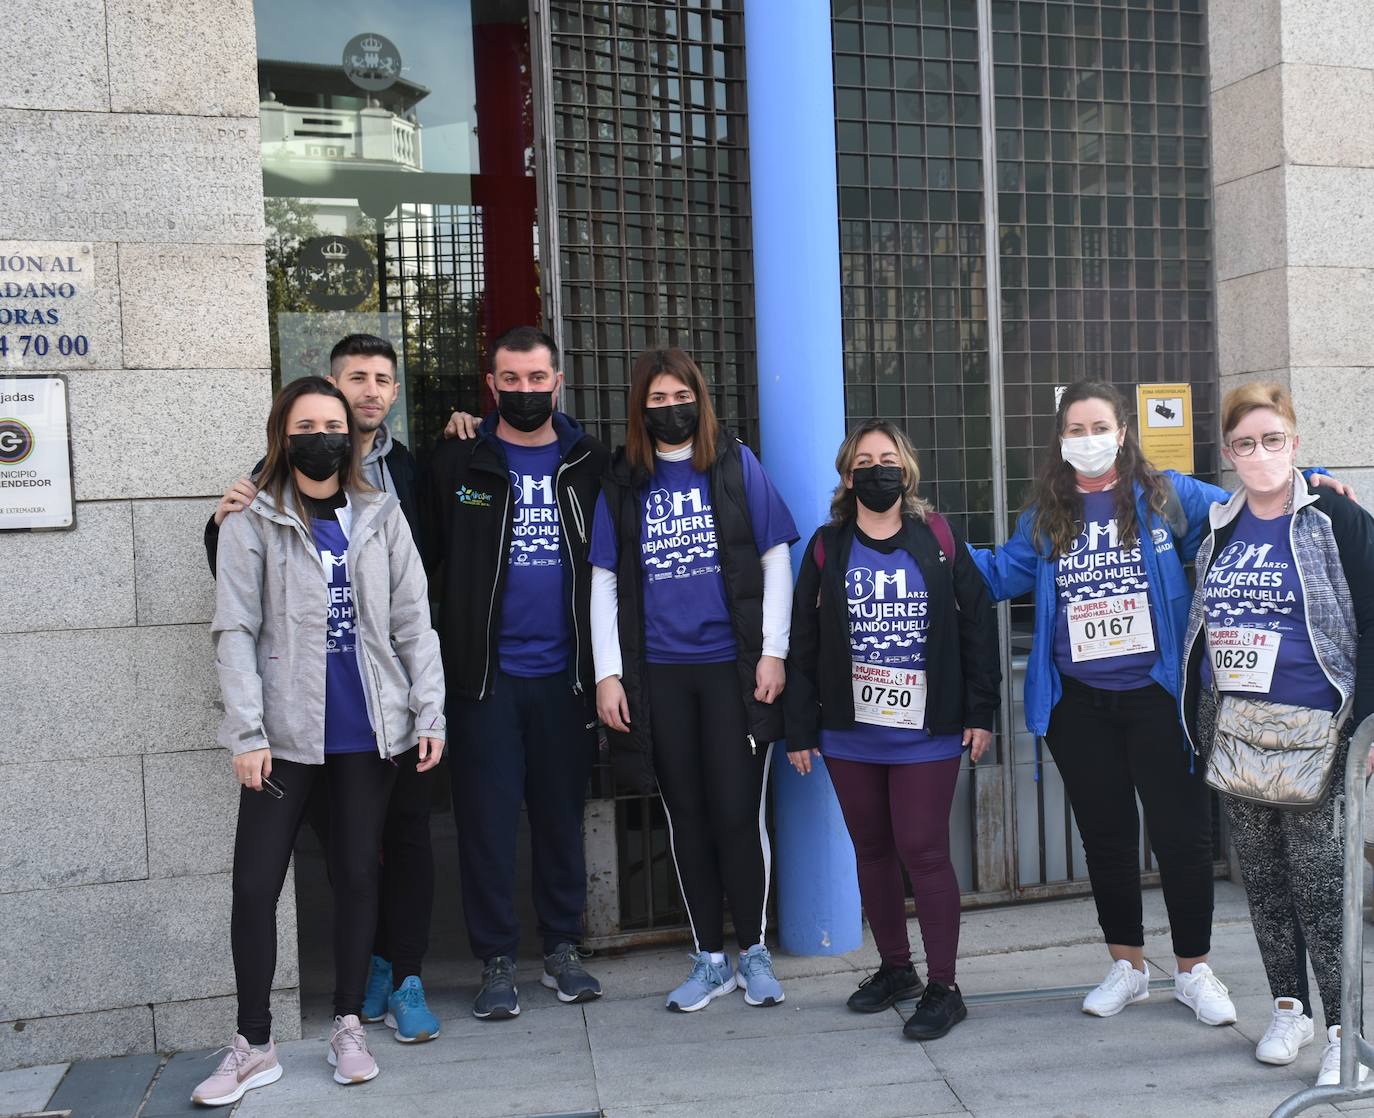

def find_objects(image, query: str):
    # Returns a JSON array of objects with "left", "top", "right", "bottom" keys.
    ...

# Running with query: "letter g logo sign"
[{"left": 0, "top": 419, "right": 33, "bottom": 465}]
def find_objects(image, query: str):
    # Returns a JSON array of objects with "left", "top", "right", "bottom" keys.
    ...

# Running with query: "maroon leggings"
[{"left": 827, "top": 754, "right": 962, "bottom": 984}]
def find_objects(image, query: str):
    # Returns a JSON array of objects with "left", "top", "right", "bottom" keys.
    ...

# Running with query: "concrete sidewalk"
[{"left": 7, "top": 881, "right": 1374, "bottom": 1118}]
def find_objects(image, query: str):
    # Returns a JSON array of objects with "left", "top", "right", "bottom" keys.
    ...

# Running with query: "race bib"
[
  {"left": 1207, "top": 626, "right": 1282, "bottom": 693},
  {"left": 852, "top": 661, "right": 927, "bottom": 730},
  {"left": 1066, "top": 593, "right": 1156, "bottom": 662}
]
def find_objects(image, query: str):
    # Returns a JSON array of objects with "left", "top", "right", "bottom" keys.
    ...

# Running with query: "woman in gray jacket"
[
  {"left": 1181, "top": 382, "right": 1374, "bottom": 1088},
  {"left": 193, "top": 377, "right": 444, "bottom": 1107}
]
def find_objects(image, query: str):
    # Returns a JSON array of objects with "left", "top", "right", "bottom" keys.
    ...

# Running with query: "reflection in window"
[{"left": 253, "top": 2, "right": 539, "bottom": 450}]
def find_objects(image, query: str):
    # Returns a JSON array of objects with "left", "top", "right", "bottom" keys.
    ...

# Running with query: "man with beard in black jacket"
[{"left": 427, "top": 325, "right": 610, "bottom": 1019}]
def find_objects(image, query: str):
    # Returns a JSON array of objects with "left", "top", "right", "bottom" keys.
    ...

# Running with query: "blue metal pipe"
[{"left": 745, "top": 0, "right": 863, "bottom": 957}]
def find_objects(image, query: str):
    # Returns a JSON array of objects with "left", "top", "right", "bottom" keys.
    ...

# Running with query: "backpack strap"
[
  {"left": 927, "top": 510, "right": 955, "bottom": 564},
  {"left": 817, "top": 517, "right": 954, "bottom": 566}
]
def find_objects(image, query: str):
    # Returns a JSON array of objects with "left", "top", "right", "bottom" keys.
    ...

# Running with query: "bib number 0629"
[{"left": 1213, "top": 648, "right": 1260, "bottom": 671}]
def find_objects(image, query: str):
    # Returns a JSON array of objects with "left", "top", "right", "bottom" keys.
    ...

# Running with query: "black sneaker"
[
  {"left": 847, "top": 963, "right": 924, "bottom": 1013},
  {"left": 541, "top": 943, "right": 603, "bottom": 1004},
  {"left": 901, "top": 980, "right": 967, "bottom": 1041},
  {"left": 473, "top": 955, "right": 520, "bottom": 1020}
]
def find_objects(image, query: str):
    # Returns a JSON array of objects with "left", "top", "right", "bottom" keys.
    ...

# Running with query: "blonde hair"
[
  {"left": 1221, "top": 381, "right": 1298, "bottom": 439},
  {"left": 829, "top": 419, "right": 933, "bottom": 525}
]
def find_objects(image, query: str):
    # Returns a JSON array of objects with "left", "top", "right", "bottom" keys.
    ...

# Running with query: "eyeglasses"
[{"left": 1227, "top": 431, "right": 1289, "bottom": 457}]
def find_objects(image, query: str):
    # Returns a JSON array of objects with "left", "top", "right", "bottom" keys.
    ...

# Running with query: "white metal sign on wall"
[{"left": 0, "top": 375, "right": 74, "bottom": 530}]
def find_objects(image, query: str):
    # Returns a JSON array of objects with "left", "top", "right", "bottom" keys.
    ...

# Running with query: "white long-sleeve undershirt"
[{"left": 591, "top": 543, "right": 794, "bottom": 683}]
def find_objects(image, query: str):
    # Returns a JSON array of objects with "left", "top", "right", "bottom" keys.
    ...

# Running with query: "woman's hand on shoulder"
[
  {"left": 1310, "top": 472, "right": 1360, "bottom": 504},
  {"left": 787, "top": 748, "right": 821, "bottom": 775},
  {"left": 233, "top": 748, "right": 272, "bottom": 791},
  {"left": 416, "top": 737, "right": 444, "bottom": 772},
  {"left": 963, "top": 728, "right": 993, "bottom": 762},
  {"left": 755, "top": 655, "right": 785, "bottom": 704}
]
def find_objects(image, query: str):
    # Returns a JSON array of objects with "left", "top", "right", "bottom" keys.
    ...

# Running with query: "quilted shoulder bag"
[{"left": 1205, "top": 693, "right": 1345, "bottom": 809}]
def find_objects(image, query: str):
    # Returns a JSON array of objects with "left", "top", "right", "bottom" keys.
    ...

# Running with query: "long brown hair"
[
  {"left": 829, "top": 419, "right": 933, "bottom": 525},
  {"left": 1028, "top": 380, "right": 1167, "bottom": 557},
  {"left": 255, "top": 377, "right": 367, "bottom": 523},
  {"left": 624, "top": 347, "right": 719, "bottom": 474}
]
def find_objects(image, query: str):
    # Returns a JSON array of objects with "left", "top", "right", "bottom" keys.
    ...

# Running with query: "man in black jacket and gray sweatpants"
[
  {"left": 427, "top": 325, "right": 610, "bottom": 1019},
  {"left": 204, "top": 333, "right": 442, "bottom": 1043}
]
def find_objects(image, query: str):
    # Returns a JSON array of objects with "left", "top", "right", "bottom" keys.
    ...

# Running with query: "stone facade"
[
  {"left": 1209, "top": 0, "right": 1374, "bottom": 491},
  {"left": 0, "top": 0, "right": 285, "bottom": 1068}
]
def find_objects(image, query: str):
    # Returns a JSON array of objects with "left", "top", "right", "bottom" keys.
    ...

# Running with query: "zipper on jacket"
[
  {"left": 479, "top": 483, "right": 513, "bottom": 701},
  {"left": 350, "top": 574, "right": 392, "bottom": 758},
  {"left": 748, "top": 733, "right": 757, "bottom": 756},
  {"left": 558, "top": 448, "right": 592, "bottom": 695}
]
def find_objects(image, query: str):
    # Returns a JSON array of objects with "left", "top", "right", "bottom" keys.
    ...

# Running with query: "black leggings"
[
  {"left": 1201, "top": 692, "right": 1348, "bottom": 1028},
  {"left": 648, "top": 660, "right": 771, "bottom": 954},
  {"left": 231, "top": 753, "right": 396, "bottom": 1044},
  {"left": 1044, "top": 676, "right": 1215, "bottom": 959}
]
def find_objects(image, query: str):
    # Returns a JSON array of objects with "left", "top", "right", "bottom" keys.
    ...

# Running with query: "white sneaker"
[
  {"left": 1082, "top": 959, "right": 1150, "bottom": 1017},
  {"left": 1317, "top": 1025, "right": 1371, "bottom": 1086},
  {"left": 1255, "top": 997, "right": 1314, "bottom": 1065},
  {"left": 1174, "top": 962, "right": 1237, "bottom": 1026}
]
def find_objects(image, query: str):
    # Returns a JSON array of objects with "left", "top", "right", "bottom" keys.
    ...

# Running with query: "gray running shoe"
[
  {"left": 541, "top": 943, "right": 603, "bottom": 1004},
  {"left": 473, "top": 955, "right": 520, "bottom": 1020}
]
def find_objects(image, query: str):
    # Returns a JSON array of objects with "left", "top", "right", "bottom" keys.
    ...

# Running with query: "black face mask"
[
  {"left": 287, "top": 432, "right": 352, "bottom": 482},
  {"left": 851, "top": 464, "right": 905, "bottom": 514},
  {"left": 497, "top": 389, "right": 555, "bottom": 433},
  {"left": 644, "top": 401, "right": 699, "bottom": 446}
]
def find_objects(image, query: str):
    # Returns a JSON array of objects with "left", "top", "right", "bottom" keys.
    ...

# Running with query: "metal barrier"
[{"left": 1271, "top": 713, "right": 1374, "bottom": 1117}]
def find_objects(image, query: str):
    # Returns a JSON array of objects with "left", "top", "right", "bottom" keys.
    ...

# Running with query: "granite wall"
[
  {"left": 1209, "top": 0, "right": 1374, "bottom": 488},
  {"left": 0, "top": 0, "right": 290, "bottom": 1068}
]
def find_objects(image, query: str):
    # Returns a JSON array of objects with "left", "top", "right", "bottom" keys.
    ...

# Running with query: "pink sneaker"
[
  {"left": 191, "top": 1034, "right": 281, "bottom": 1106},
  {"left": 327, "top": 1014, "right": 379, "bottom": 1085}
]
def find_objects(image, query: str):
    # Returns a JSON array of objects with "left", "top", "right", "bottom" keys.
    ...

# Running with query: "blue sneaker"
[
  {"left": 361, "top": 955, "right": 391, "bottom": 1023},
  {"left": 385, "top": 975, "right": 441, "bottom": 1043},
  {"left": 665, "top": 952, "right": 736, "bottom": 1012},
  {"left": 737, "top": 943, "right": 785, "bottom": 1007}
]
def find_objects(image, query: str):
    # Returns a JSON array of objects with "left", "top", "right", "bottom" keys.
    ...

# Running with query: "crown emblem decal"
[{"left": 342, "top": 32, "right": 402, "bottom": 93}]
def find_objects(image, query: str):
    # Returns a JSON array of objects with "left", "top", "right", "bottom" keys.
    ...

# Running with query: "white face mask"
[
  {"left": 1232, "top": 450, "right": 1293, "bottom": 496},
  {"left": 1060, "top": 432, "right": 1120, "bottom": 478}
]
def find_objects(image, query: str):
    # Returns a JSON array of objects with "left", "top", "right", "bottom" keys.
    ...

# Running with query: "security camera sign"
[
  {"left": 1136, "top": 382, "right": 1194, "bottom": 473},
  {"left": 0, "top": 375, "right": 74, "bottom": 531}
]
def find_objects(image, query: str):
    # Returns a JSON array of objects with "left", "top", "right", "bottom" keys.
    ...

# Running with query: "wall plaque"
[
  {"left": 0, "top": 375, "right": 74, "bottom": 531},
  {"left": 0, "top": 242, "right": 108, "bottom": 370}
]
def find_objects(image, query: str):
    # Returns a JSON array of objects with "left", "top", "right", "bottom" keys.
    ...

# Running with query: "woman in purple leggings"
[{"left": 784, "top": 419, "right": 1001, "bottom": 1041}]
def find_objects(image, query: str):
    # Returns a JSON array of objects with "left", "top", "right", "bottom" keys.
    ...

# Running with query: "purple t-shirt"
[
  {"left": 589, "top": 445, "right": 798, "bottom": 664},
  {"left": 819, "top": 534, "right": 964, "bottom": 765},
  {"left": 1201, "top": 507, "right": 1340, "bottom": 712},
  {"left": 498, "top": 439, "right": 572, "bottom": 678},
  {"left": 1052, "top": 490, "right": 1162, "bottom": 691},
  {"left": 313, "top": 517, "right": 376, "bottom": 755}
]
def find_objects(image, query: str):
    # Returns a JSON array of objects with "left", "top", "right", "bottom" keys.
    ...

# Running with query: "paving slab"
[
  {"left": 43, "top": 1053, "right": 160, "bottom": 1118},
  {"left": 590, "top": 1019, "right": 943, "bottom": 1110},
  {"left": 138, "top": 1050, "right": 230, "bottom": 1116},
  {"left": 0, "top": 1063, "right": 67, "bottom": 1117},
  {"left": 601, "top": 1080, "right": 968, "bottom": 1118},
  {"left": 584, "top": 972, "right": 903, "bottom": 1050}
]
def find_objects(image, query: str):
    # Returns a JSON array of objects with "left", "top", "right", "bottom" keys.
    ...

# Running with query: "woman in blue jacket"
[{"left": 970, "top": 380, "right": 1238, "bottom": 1028}]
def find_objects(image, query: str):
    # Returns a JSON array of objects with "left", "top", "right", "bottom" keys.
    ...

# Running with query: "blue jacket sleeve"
[
  {"left": 1165, "top": 470, "right": 1228, "bottom": 563},
  {"left": 966, "top": 510, "right": 1040, "bottom": 602}
]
